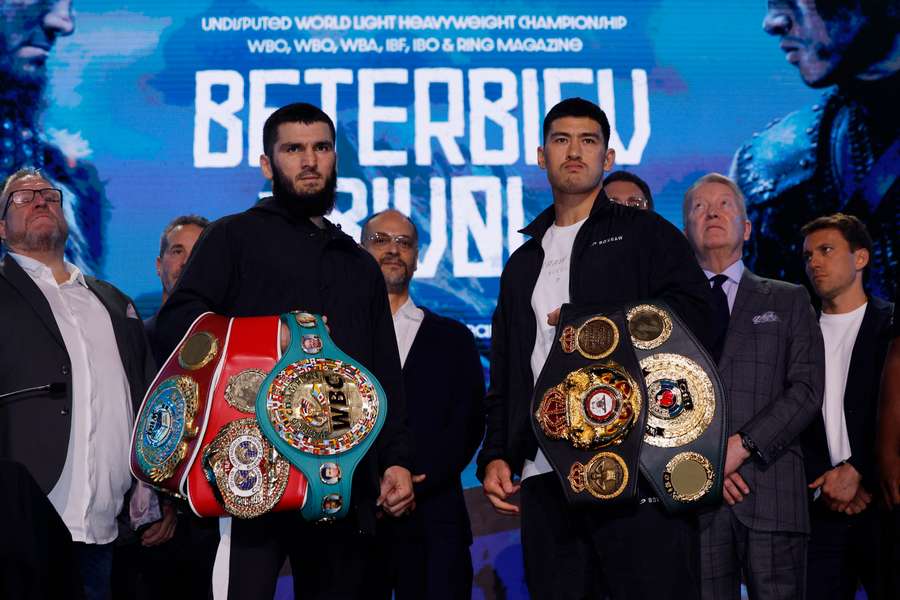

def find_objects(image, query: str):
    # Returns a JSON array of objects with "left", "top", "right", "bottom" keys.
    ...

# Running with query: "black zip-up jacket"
[
  {"left": 476, "top": 190, "right": 716, "bottom": 480},
  {"left": 153, "top": 195, "right": 411, "bottom": 531}
]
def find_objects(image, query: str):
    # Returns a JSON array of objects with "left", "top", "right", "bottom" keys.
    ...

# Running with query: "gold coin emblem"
[
  {"left": 626, "top": 304, "right": 673, "bottom": 350},
  {"left": 583, "top": 452, "right": 628, "bottom": 499},
  {"left": 663, "top": 452, "right": 714, "bottom": 502},
  {"left": 178, "top": 331, "right": 219, "bottom": 370},
  {"left": 225, "top": 369, "right": 267, "bottom": 413},
  {"left": 575, "top": 316, "right": 619, "bottom": 359}
]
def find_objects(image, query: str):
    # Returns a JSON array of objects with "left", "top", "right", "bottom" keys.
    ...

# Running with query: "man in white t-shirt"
[
  {"left": 478, "top": 98, "right": 716, "bottom": 599},
  {"left": 801, "top": 213, "right": 894, "bottom": 600}
]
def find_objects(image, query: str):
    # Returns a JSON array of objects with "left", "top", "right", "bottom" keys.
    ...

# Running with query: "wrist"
[{"left": 738, "top": 432, "right": 757, "bottom": 460}]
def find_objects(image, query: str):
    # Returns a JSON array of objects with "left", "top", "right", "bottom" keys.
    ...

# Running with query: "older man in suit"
[
  {"left": 683, "top": 173, "right": 825, "bottom": 600},
  {"left": 0, "top": 168, "right": 169, "bottom": 599}
]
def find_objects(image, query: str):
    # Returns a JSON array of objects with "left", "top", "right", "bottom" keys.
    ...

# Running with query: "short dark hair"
[
  {"left": 360, "top": 209, "right": 418, "bottom": 244},
  {"left": 801, "top": 213, "right": 872, "bottom": 253},
  {"left": 159, "top": 215, "right": 210, "bottom": 257},
  {"left": 603, "top": 171, "right": 654, "bottom": 210},
  {"left": 543, "top": 98, "right": 611, "bottom": 147},
  {"left": 262, "top": 103, "right": 336, "bottom": 159}
]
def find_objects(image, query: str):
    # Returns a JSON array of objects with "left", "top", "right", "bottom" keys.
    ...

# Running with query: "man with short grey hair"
[{"left": 683, "top": 172, "right": 825, "bottom": 600}]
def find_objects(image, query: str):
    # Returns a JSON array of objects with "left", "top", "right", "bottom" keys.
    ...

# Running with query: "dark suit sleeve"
[
  {"left": 154, "top": 221, "right": 238, "bottom": 363},
  {"left": 648, "top": 216, "right": 718, "bottom": 352},
  {"left": 369, "top": 272, "right": 412, "bottom": 474},
  {"left": 740, "top": 285, "right": 825, "bottom": 465},
  {"left": 416, "top": 325, "right": 485, "bottom": 498},
  {"left": 476, "top": 271, "right": 511, "bottom": 481}
]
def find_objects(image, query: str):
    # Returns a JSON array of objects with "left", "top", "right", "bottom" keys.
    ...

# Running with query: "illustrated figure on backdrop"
[
  {"left": 731, "top": 0, "right": 899, "bottom": 299},
  {"left": 0, "top": 0, "right": 106, "bottom": 272},
  {"left": 683, "top": 173, "right": 824, "bottom": 600},
  {"left": 362, "top": 208, "right": 485, "bottom": 600}
]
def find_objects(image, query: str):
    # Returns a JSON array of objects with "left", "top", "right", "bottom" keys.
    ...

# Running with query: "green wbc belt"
[{"left": 255, "top": 312, "right": 387, "bottom": 522}]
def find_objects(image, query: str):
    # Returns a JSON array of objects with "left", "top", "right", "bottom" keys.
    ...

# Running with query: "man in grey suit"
[{"left": 683, "top": 173, "right": 825, "bottom": 600}]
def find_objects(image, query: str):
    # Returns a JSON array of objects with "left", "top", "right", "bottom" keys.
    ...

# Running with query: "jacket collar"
[
  {"left": 520, "top": 188, "right": 611, "bottom": 241},
  {"left": 0, "top": 254, "right": 66, "bottom": 347},
  {"left": 251, "top": 196, "right": 355, "bottom": 245}
]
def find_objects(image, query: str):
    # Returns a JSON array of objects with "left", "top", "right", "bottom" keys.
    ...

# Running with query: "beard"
[
  {"left": 379, "top": 256, "right": 414, "bottom": 293},
  {"left": 270, "top": 161, "right": 337, "bottom": 218},
  {"left": 4, "top": 213, "right": 68, "bottom": 254}
]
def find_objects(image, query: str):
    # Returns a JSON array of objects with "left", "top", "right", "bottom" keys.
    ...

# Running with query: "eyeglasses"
[
  {"left": 364, "top": 232, "right": 416, "bottom": 251},
  {"left": 2, "top": 188, "right": 63, "bottom": 218},
  {"left": 609, "top": 195, "right": 648, "bottom": 210}
]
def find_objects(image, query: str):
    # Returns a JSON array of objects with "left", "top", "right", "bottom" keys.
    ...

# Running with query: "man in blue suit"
[{"left": 362, "top": 209, "right": 485, "bottom": 600}]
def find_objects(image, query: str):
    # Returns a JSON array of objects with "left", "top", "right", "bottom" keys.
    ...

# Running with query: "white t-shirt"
[
  {"left": 521, "top": 218, "right": 587, "bottom": 481},
  {"left": 819, "top": 303, "right": 867, "bottom": 466}
]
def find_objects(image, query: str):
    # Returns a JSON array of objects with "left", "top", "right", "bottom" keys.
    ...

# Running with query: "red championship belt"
[
  {"left": 130, "top": 313, "right": 229, "bottom": 497},
  {"left": 186, "top": 316, "right": 308, "bottom": 518}
]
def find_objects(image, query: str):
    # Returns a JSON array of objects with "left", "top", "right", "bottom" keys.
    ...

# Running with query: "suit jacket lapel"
[
  {"left": 400, "top": 308, "right": 430, "bottom": 376},
  {"left": 0, "top": 255, "right": 65, "bottom": 348},
  {"left": 719, "top": 269, "right": 767, "bottom": 369}
]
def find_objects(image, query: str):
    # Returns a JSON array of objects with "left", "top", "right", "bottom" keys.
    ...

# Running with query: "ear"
[
  {"left": 537, "top": 146, "right": 546, "bottom": 170},
  {"left": 0, "top": 220, "right": 6, "bottom": 241},
  {"left": 156, "top": 256, "right": 162, "bottom": 279},
  {"left": 743, "top": 218, "right": 752, "bottom": 242},
  {"left": 603, "top": 147, "right": 616, "bottom": 172},
  {"left": 854, "top": 247, "right": 870, "bottom": 271},
  {"left": 260, "top": 154, "right": 273, "bottom": 181}
]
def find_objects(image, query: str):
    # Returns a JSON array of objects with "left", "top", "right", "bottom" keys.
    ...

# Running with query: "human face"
[
  {"left": 604, "top": 179, "right": 650, "bottom": 210},
  {"left": 803, "top": 227, "right": 867, "bottom": 302},
  {"left": 763, "top": 0, "right": 868, "bottom": 87},
  {"left": 362, "top": 210, "right": 418, "bottom": 294},
  {"left": 684, "top": 182, "right": 750, "bottom": 259},
  {"left": 538, "top": 116, "right": 615, "bottom": 198},
  {"left": 0, "top": 173, "right": 68, "bottom": 253},
  {"left": 260, "top": 121, "right": 336, "bottom": 198},
  {"left": 156, "top": 223, "right": 203, "bottom": 298},
  {"left": 0, "top": 0, "right": 74, "bottom": 86}
]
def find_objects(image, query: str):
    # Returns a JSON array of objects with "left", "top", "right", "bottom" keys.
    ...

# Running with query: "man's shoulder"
[
  {"left": 422, "top": 308, "right": 474, "bottom": 340},
  {"left": 744, "top": 271, "right": 808, "bottom": 297}
]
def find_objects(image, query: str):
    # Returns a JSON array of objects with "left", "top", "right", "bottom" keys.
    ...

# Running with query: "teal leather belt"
[{"left": 255, "top": 312, "right": 387, "bottom": 521}]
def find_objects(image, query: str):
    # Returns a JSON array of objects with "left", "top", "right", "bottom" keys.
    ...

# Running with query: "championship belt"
[
  {"left": 186, "top": 316, "right": 308, "bottom": 518},
  {"left": 255, "top": 312, "right": 387, "bottom": 522},
  {"left": 531, "top": 305, "right": 648, "bottom": 506},
  {"left": 625, "top": 301, "right": 727, "bottom": 512},
  {"left": 130, "top": 313, "right": 228, "bottom": 496}
]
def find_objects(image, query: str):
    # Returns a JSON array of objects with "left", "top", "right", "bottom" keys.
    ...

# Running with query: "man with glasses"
[
  {"left": 603, "top": 171, "right": 654, "bottom": 211},
  {"left": 361, "top": 209, "right": 485, "bottom": 600},
  {"left": 0, "top": 167, "right": 166, "bottom": 600}
]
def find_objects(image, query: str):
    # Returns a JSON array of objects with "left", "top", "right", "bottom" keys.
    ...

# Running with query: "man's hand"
[
  {"left": 141, "top": 501, "right": 177, "bottom": 547},
  {"left": 722, "top": 434, "right": 752, "bottom": 505},
  {"left": 377, "top": 465, "right": 415, "bottom": 517},
  {"left": 547, "top": 308, "right": 561, "bottom": 327},
  {"left": 482, "top": 459, "right": 521, "bottom": 516},
  {"left": 879, "top": 450, "right": 900, "bottom": 507},
  {"left": 809, "top": 462, "right": 862, "bottom": 511},
  {"left": 842, "top": 486, "right": 872, "bottom": 516}
]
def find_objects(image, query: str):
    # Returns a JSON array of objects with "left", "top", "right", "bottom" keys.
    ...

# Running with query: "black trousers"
[
  {"left": 225, "top": 511, "right": 374, "bottom": 600},
  {"left": 806, "top": 501, "right": 882, "bottom": 600},
  {"left": 370, "top": 520, "right": 473, "bottom": 600},
  {"left": 521, "top": 472, "right": 700, "bottom": 600}
]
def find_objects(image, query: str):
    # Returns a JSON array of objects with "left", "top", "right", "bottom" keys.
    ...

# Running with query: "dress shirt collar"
[
  {"left": 703, "top": 259, "right": 744, "bottom": 285},
  {"left": 394, "top": 296, "right": 425, "bottom": 322},
  {"left": 8, "top": 251, "right": 87, "bottom": 288}
]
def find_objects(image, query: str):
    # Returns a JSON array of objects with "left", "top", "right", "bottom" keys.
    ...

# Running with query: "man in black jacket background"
[
  {"left": 362, "top": 208, "right": 485, "bottom": 600},
  {"left": 477, "top": 98, "right": 715, "bottom": 599},
  {"left": 154, "top": 103, "right": 414, "bottom": 600}
]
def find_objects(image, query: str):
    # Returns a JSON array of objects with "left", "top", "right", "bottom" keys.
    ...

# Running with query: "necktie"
[{"left": 710, "top": 274, "right": 730, "bottom": 362}]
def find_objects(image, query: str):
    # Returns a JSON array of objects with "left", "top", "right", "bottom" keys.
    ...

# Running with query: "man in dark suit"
[
  {"left": 800, "top": 213, "right": 893, "bottom": 599},
  {"left": 683, "top": 173, "right": 825, "bottom": 600},
  {"left": 361, "top": 208, "right": 485, "bottom": 600},
  {"left": 0, "top": 167, "right": 171, "bottom": 599}
]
